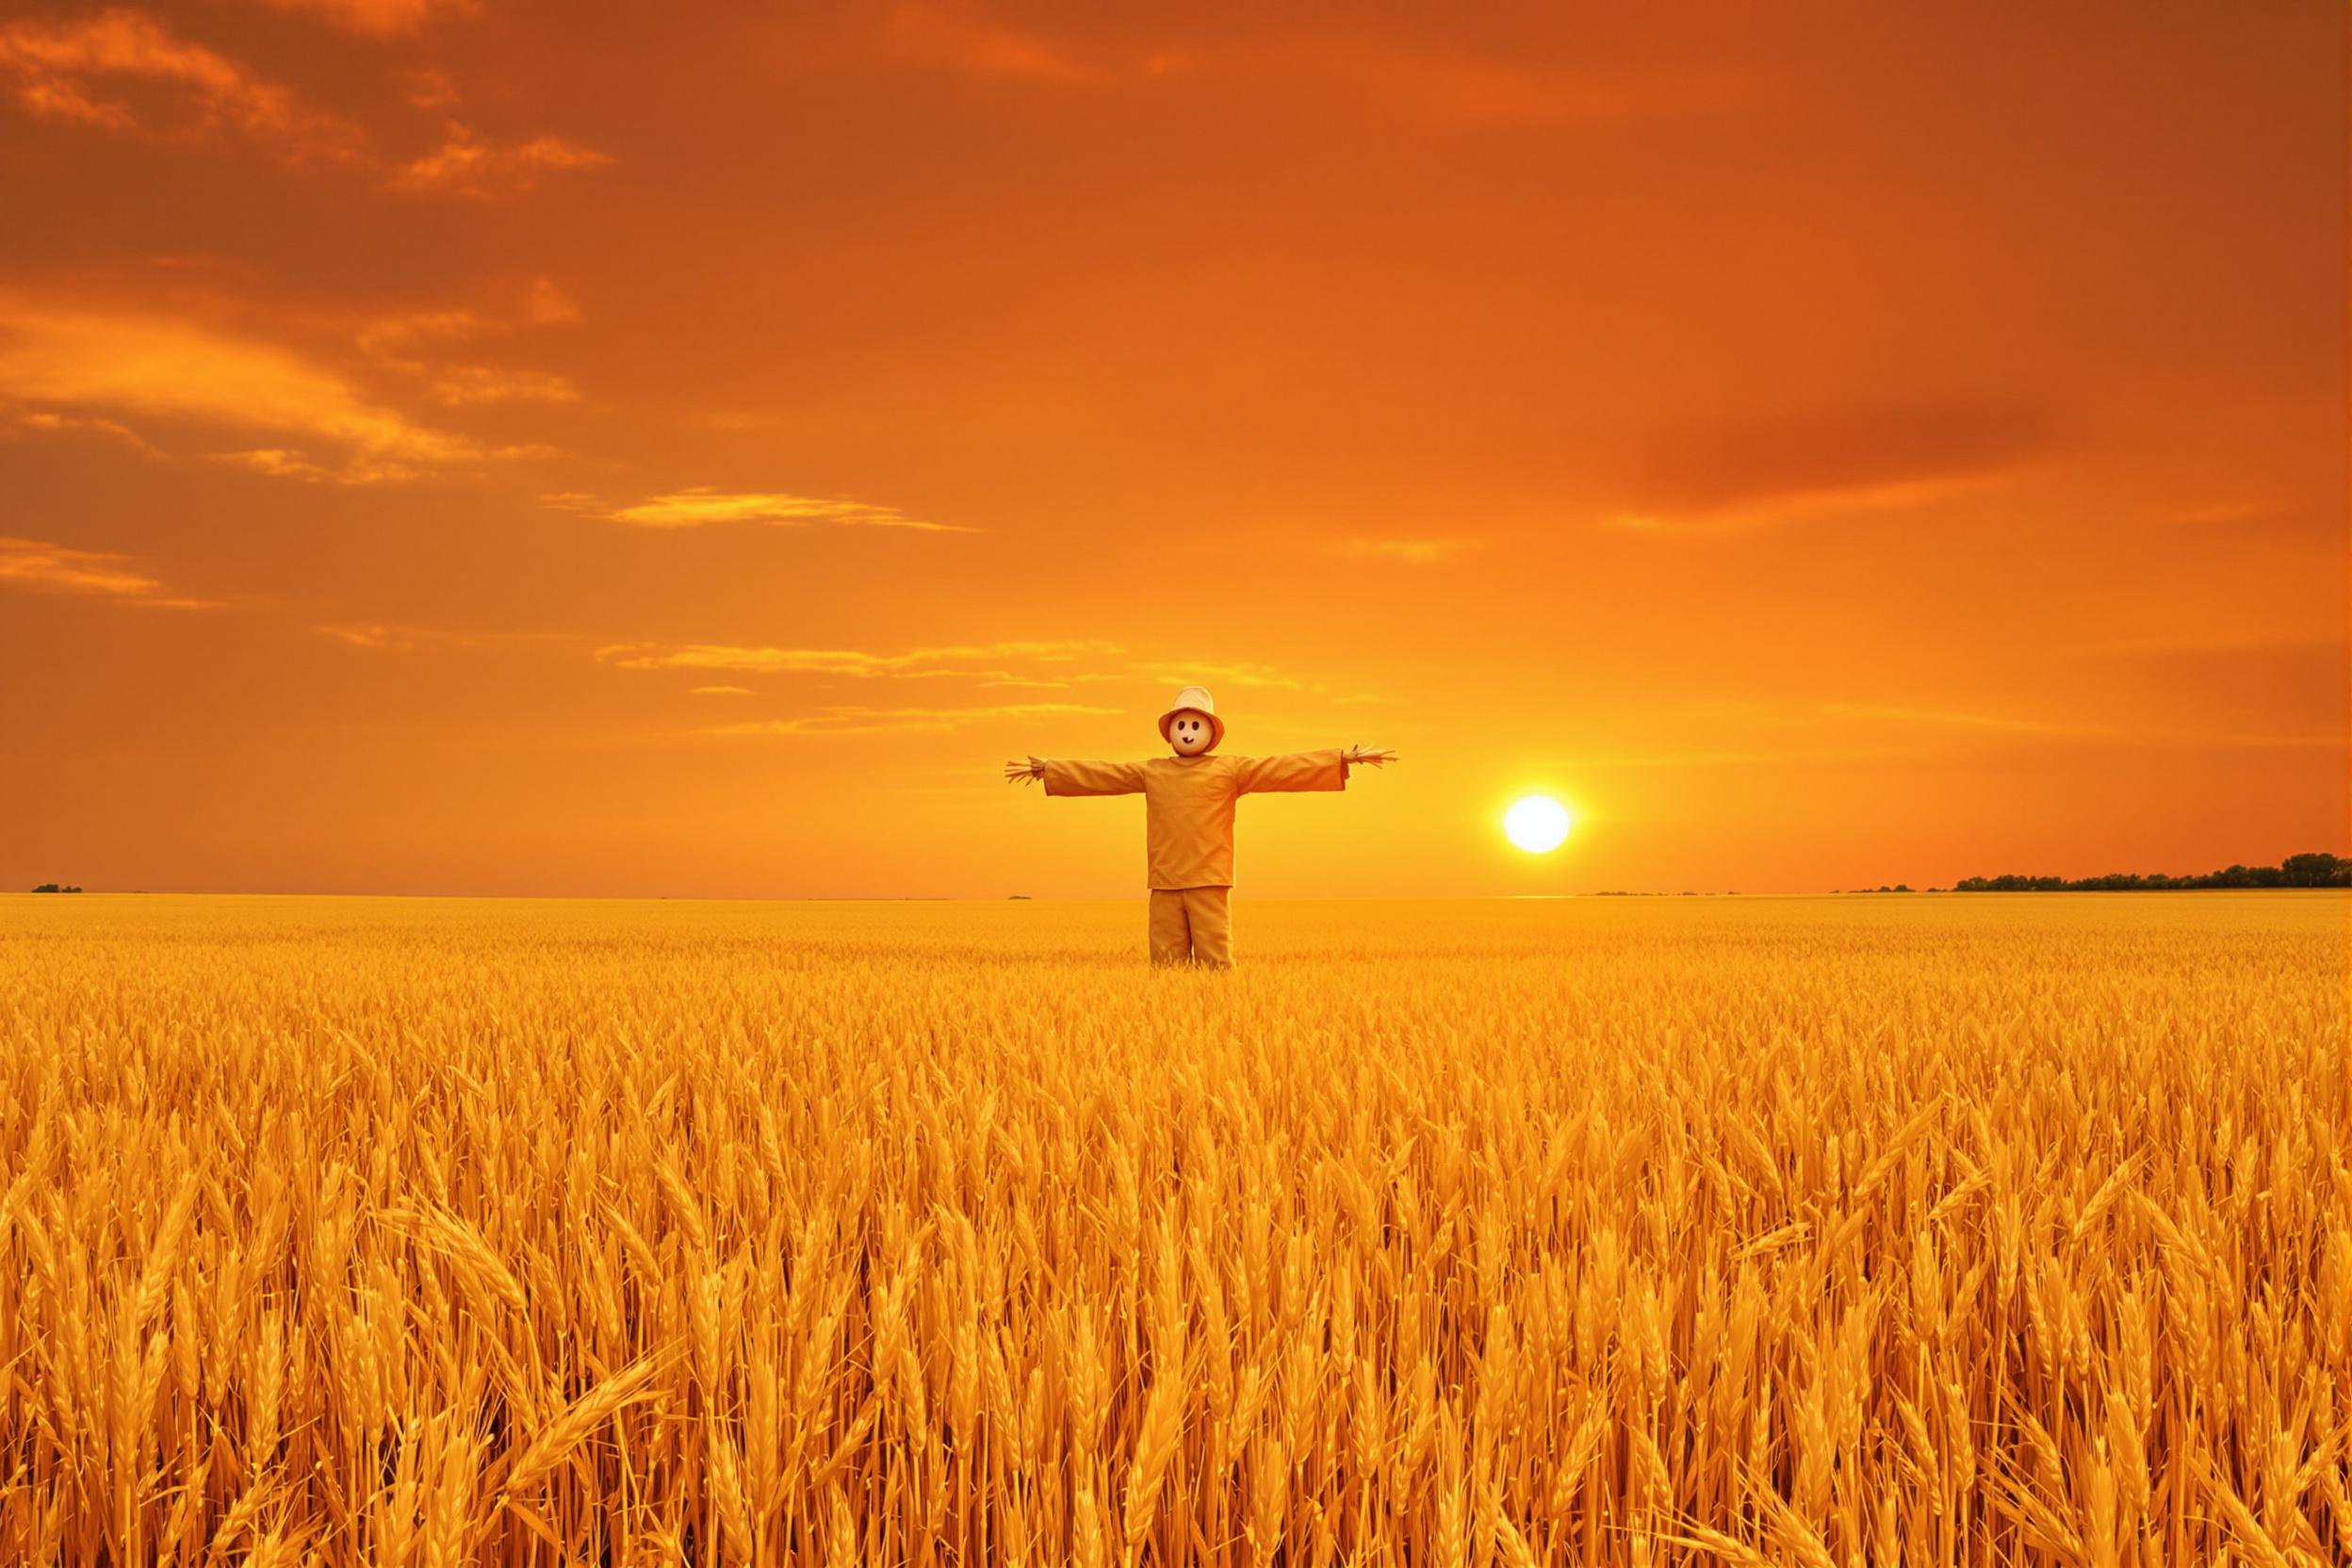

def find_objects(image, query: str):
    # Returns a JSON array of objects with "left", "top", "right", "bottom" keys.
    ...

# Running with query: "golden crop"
[{"left": 1, "top": 891, "right": 2344, "bottom": 1565}]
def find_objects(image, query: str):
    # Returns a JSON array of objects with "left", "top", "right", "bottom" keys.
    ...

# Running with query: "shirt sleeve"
[
  {"left": 1232, "top": 748, "right": 1348, "bottom": 793},
  {"left": 1042, "top": 759, "right": 1150, "bottom": 796}
]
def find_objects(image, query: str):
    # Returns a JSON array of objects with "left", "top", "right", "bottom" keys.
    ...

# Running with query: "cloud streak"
[
  {"left": 354, "top": 277, "right": 579, "bottom": 357},
  {"left": 598, "top": 639, "right": 1118, "bottom": 678},
  {"left": 554, "top": 487, "right": 971, "bottom": 532},
  {"left": 1142, "top": 660, "right": 1306, "bottom": 691},
  {"left": 879, "top": 5, "right": 1752, "bottom": 124},
  {"left": 348, "top": 279, "right": 585, "bottom": 416},
  {"left": 390, "top": 123, "right": 612, "bottom": 196},
  {"left": 424, "top": 365, "right": 582, "bottom": 405},
  {"left": 704, "top": 702, "right": 1119, "bottom": 738},
  {"left": 883, "top": 1, "right": 1119, "bottom": 85},
  {"left": 0, "top": 11, "right": 603, "bottom": 191},
  {"left": 1826, "top": 701, "right": 2342, "bottom": 755},
  {"left": 1723, "top": 698, "right": 2341, "bottom": 757},
  {"left": 8, "top": 407, "right": 164, "bottom": 455},
  {"left": 1608, "top": 404, "right": 2066, "bottom": 533},
  {"left": 0, "top": 8, "right": 364, "bottom": 158},
  {"left": 0, "top": 535, "right": 215, "bottom": 607},
  {"left": 1330, "top": 537, "right": 1479, "bottom": 564},
  {"left": 318, "top": 621, "right": 574, "bottom": 651},
  {"left": 253, "top": 0, "right": 477, "bottom": 38},
  {"left": 0, "top": 293, "right": 529, "bottom": 482},
  {"left": 1820, "top": 701, "right": 2118, "bottom": 740}
]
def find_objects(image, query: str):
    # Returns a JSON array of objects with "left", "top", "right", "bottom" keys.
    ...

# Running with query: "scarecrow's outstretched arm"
[
  {"left": 1232, "top": 745, "right": 1396, "bottom": 793},
  {"left": 1007, "top": 758, "right": 1148, "bottom": 795},
  {"left": 1232, "top": 748, "right": 1334, "bottom": 792}
]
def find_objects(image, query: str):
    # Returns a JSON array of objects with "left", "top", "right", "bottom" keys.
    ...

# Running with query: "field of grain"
[{"left": 0, "top": 892, "right": 2344, "bottom": 1565}]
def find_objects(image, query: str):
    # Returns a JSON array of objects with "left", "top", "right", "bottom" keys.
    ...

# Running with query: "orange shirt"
[{"left": 1043, "top": 750, "right": 1348, "bottom": 890}]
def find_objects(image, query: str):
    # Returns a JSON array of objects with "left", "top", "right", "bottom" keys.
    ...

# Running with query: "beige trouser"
[{"left": 1148, "top": 886, "right": 1233, "bottom": 968}]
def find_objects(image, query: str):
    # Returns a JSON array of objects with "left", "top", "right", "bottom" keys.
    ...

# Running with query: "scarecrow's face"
[{"left": 1168, "top": 711, "right": 1214, "bottom": 755}]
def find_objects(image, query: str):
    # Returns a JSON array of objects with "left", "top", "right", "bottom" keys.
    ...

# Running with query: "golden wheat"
[{"left": 0, "top": 890, "right": 2344, "bottom": 1564}]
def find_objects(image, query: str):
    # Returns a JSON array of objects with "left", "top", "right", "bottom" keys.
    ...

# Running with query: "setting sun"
[{"left": 1504, "top": 795, "right": 1573, "bottom": 854}]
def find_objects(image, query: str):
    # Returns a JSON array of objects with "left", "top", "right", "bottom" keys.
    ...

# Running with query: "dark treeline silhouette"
[
  {"left": 29, "top": 883, "right": 83, "bottom": 893},
  {"left": 1953, "top": 852, "right": 2347, "bottom": 891}
]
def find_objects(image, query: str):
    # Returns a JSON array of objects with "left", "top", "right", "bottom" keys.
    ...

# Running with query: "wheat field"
[{"left": 0, "top": 891, "right": 2344, "bottom": 1566}]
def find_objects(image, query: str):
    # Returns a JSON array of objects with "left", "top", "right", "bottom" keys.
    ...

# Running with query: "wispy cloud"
[
  {"left": 2103, "top": 630, "right": 2342, "bottom": 659},
  {"left": 705, "top": 702, "right": 1119, "bottom": 738},
  {"left": 1817, "top": 700, "right": 2335, "bottom": 755},
  {"left": 253, "top": 0, "right": 477, "bottom": 38},
  {"left": 598, "top": 639, "right": 1118, "bottom": 677},
  {"left": 319, "top": 622, "right": 423, "bottom": 649},
  {"left": 1820, "top": 701, "right": 2117, "bottom": 739},
  {"left": 351, "top": 279, "right": 583, "bottom": 410},
  {"left": 1609, "top": 472, "right": 2010, "bottom": 534},
  {"left": 0, "top": 535, "right": 216, "bottom": 608},
  {"left": 399, "top": 65, "right": 460, "bottom": 108},
  {"left": 1555, "top": 749, "right": 1780, "bottom": 769},
  {"left": 7, "top": 407, "right": 164, "bottom": 455},
  {"left": 0, "top": 8, "right": 365, "bottom": 160},
  {"left": 0, "top": 292, "right": 523, "bottom": 482},
  {"left": 554, "top": 486, "right": 971, "bottom": 533},
  {"left": 424, "top": 365, "right": 581, "bottom": 406},
  {"left": 2155, "top": 499, "right": 2283, "bottom": 528},
  {"left": 878, "top": 5, "right": 1751, "bottom": 124},
  {"left": 883, "top": 1, "right": 1119, "bottom": 85},
  {"left": 974, "top": 671, "right": 1125, "bottom": 691},
  {"left": 208, "top": 448, "right": 354, "bottom": 482},
  {"left": 1142, "top": 661, "right": 1305, "bottom": 691},
  {"left": 390, "top": 123, "right": 612, "bottom": 197},
  {"left": 352, "top": 307, "right": 498, "bottom": 356},
  {"left": 318, "top": 621, "right": 573, "bottom": 651},
  {"left": 1607, "top": 404, "right": 2065, "bottom": 533},
  {"left": 689, "top": 685, "right": 755, "bottom": 696},
  {"left": 521, "top": 277, "right": 580, "bottom": 324},
  {"left": 2184, "top": 732, "right": 2342, "bottom": 752},
  {"left": 0, "top": 11, "right": 601, "bottom": 193},
  {"left": 1236, "top": 31, "right": 1753, "bottom": 126},
  {"left": 353, "top": 278, "right": 580, "bottom": 354},
  {"left": 1329, "top": 537, "right": 1479, "bottom": 564}
]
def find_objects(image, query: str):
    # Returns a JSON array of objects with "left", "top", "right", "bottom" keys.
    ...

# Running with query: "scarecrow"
[{"left": 1004, "top": 685, "right": 1396, "bottom": 967}]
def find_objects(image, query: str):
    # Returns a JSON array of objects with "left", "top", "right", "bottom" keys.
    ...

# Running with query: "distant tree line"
[
  {"left": 1953, "top": 852, "right": 2347, "bottom": 891},
  {"left": 29, "top": 883, "right": 83, "bottom": 893}
]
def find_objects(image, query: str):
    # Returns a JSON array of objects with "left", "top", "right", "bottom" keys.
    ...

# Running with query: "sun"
[{"left": 1503, "top": 794, "right": 1572, "bottom": 854}]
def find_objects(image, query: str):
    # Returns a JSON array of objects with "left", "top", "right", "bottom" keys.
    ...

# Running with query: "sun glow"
[{"left": 1503, "top": 794, "right": 1572, "bottom": 853}]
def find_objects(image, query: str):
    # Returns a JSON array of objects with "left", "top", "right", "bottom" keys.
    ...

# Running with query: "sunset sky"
[{"left": 3, "top": 1, "right": 2344, "bottom": 898}]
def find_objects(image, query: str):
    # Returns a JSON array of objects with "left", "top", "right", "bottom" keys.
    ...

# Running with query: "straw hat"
[{"left": 1157, "top": 685, "right": 1225, "bottom": 752}]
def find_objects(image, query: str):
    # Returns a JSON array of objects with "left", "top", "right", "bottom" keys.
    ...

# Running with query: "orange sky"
[{"left": 2, "top": 1, "right": 2344, "bottom": 897}]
